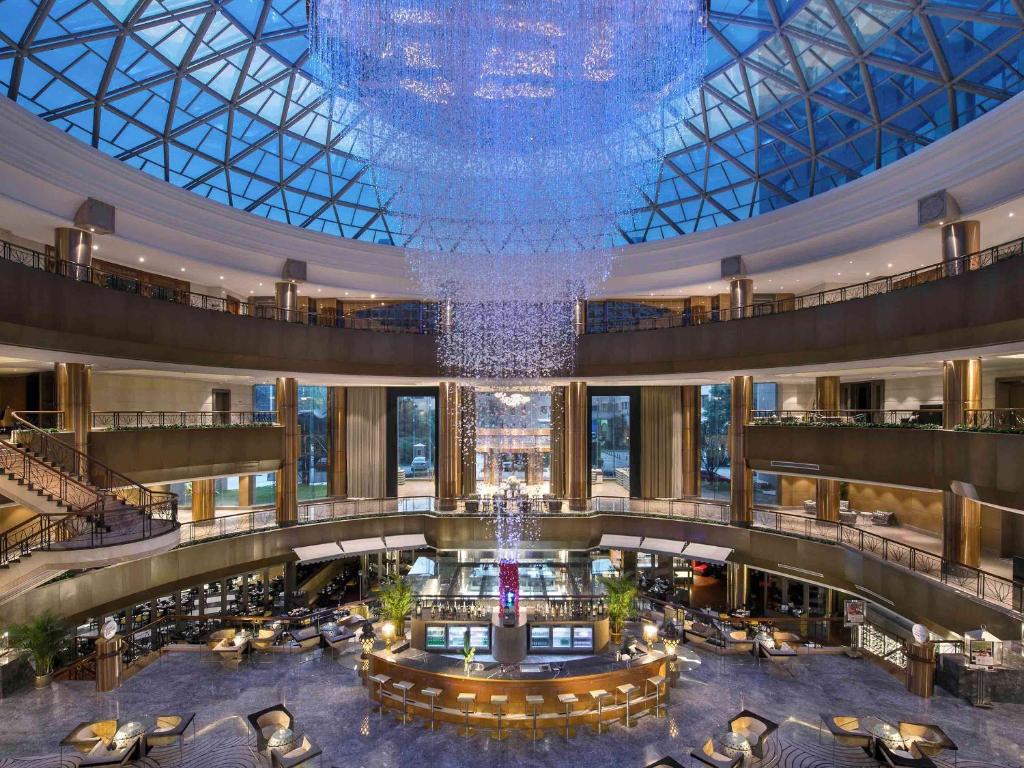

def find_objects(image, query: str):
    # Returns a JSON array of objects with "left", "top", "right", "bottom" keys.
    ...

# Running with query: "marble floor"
[{"left": 1, "top": 645, "right": 1022, "bottom": 767}]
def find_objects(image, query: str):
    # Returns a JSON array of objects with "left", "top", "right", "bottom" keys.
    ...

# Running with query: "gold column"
[
  {"left": 437, "top": 381, "right": 462, "bottom": 511},
  {"left": 54, "top": 227, "right": 93, "bottom": 281},
  {"left": 941, "top": 220, "right": 981, "bottom": 275},
  {"left": 459, "top": 385, "right": 476, "bottom": 497},
  {"left": 56, "top": 362, "right": 92, "bottom": 476},
  {"left": 276, "top": 377, "right": 298, "bottom": 526},
  {"left": 565, "top": 381, "right": 588, "bottom": 511},
  {"left": 681, "top": 386, "right": 701, "bottom": 497},
  {"left": 729, "top": 277, "right": 753, "bottom": 320},
  {"left": 549, "top": 386, "right": 566, "bottom": 498},
  {"left": 238, "top": 475, "right": 255, "bottom": 507},
  {"left": 726, "top": 562, "right": 749, "bottom": 610},
  {"left": 729, "top": 375, "right": 753, "bottom": 526},
  {"left": 328, "top": 386, "right": 347, "bottom": 498},
  {"left": 815, "top": 376, "right": 841, "bottom": 522},
  {"left": 191, "top": 479, "right": 216, "bottom": 522},
  {"left": 942, "top": 359, "right": 982, "bottom": 567},
  {"left": 94, "top": 635, "right": 123, "bottom": 693},
  {"left": 906, "top": 642, "right": 937, "bottom": 698}
]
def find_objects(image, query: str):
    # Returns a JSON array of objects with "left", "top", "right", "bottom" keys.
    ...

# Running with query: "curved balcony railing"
[
  {"left": 751, "top": 409, "right": 942, "bottom": 428},
  {"left": 589, "top": 235, "right": 1024, "bottom": 333},
  {"left": 4, "top": 233, "right": 1024, "bottom": 339},
  {"left": 91, "top": 410, "right": 278, "bottom": 430},
  {"left": 173, "top": 494, "right": 1021, "bottom": 620},
  {"left": 960, "top": 408, "right": 1024, "bottom": 433}
]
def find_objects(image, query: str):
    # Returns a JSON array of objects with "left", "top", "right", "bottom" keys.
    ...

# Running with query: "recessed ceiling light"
[
  {"left": 92, "top": 244, "right": 98, "bottom": 250},
  {"left": 371, "top": 293, "right": 376, "bottom": 299},
  {"left": 865, "top": 272, "right": 871, "bottom": 276},
  {"left": 89, "top": 227, "right": 95, "bottom": 232},
  {"left": 848, "top": 260, "right": 853, "bottom": 264},
  {"left": 887, "top": 263, "right": 893, "bottom": 268},
  {"left": 138, "top": 256, "right": 145, "bottom": 263},
  {"left": 317, "top": 288, "right": 322, "bottom": 293},
  {"left": 180, "top": 267, "right": 186, "bottom": 272},
  {"left": 1009, "top": 212, "right": 1015, "bottom": 218},
  {"left": 344, "top": 291, "right": 349, "bottom": 296},
  {"left": 219, "top": 275, "right": 224, "bottom": 280},
  {"left": 258, "top": 282, "right": 263, "bottom": 287},
  {"left": 836, "top": 272, "right": 841, "bottom": 276},
  {"left": 939, "top": 220, "right": 944, "bottom": 225}
]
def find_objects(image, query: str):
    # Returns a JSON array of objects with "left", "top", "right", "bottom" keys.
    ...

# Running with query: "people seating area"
[
  {"left": 819, "top": 714, "right": 957, "bottom": 767},
  {"left": 60, "top": 714, "right": 196, "bottom": 767},
  {"left": 690, "top": 710, "right": 776, "bottom": 766},
  {"left": 728, "top": 710, "right": 778, "bottom": 759}
]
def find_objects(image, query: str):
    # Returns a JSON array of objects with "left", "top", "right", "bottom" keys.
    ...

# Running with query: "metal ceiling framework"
[{"left": 1, "top": 0, "right": 1022, "bottom": 249}]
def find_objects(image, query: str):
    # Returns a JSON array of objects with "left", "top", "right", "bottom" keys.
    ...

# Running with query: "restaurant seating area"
[
  {"left": 819, "top": 714, "right": 959, "bottom": 768},
  {"left": 58, "top": 714, "right": 196, "bottom": 767}
]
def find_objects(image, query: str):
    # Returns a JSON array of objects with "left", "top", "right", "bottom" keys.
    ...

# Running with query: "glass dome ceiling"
[{"left": 1, "top": 0, "right": 1022, "bottom": 248}]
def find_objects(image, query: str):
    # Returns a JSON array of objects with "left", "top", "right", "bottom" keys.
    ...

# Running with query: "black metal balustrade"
[
  {"left": 3, "top": 233, "right": 1023, "bottom": 337},
  {"left": 750, "top": 409, "right": 942, "bottom": 428},
  {"left": 91, "top": 411, "right": 278, "bottom": 429},
  {"left": 961, "top": 408, "right": 1024, "bottom": 432},
  {"left": 174, "top": 494, "right": 1022, "bottom": 620}
]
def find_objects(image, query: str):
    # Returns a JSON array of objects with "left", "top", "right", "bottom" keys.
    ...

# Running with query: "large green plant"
[
  {"left": 378, "top": 576, "right": 415, "bottom": 634},
  {"left": 8, "top": 612, "right": 67, "bottom": 677},
  {"left": 601, "top": 573, "right": 637, "bottom": 635}
]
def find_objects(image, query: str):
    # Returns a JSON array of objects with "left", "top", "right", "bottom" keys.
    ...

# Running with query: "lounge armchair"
[
  {"left": 62, "top": 719, "right": 119, "bottom": 753},
  {"left": 206, "top": 628, "right": 237, "bottom": 649},
  {"left": 288, "top": 626, "right": 321, "bottom": 651},
  {"left": 728, "top": 709, "right": 778, "bottom": 759},
  {"left": 247, "top": 704, "right": 295, "bottom": 752},
  {"left": 875, "top": 739, "right": 937, "bottom": 767},
  {"left": 79, "top": 737, "right": 141, "bottom": 766},
  {"left": 271, "top": 734, "right": 323, "bottom": 768},
  {"left": 898, "top": 722, "right": 957, "bottom": 764},
  {"left": 253, "top": 626, "right": 283, "bottom": 650},
  {"left": 820, "top": 714, "right": 871, "bottom": 765},
  {"left": 690, "top": 737, "right": 742, "bottom": 767},
  {"left": 144, "top": 712, "right": 195, "bottom": 760}
]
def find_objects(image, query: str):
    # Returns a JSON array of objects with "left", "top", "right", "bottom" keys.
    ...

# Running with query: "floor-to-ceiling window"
[
  {"left": 475, "top": 390, "right": 551, "bottom": 490},
  {"left": 396, "top": 394, "right": 436, "bottom": 497},
  {"left": 701, "top": 382, "right": 778, "bottom": 503},
  {"left": 590, "top": 393, "right": 632, "bottom": 498},
  {"left": 298, "top": 386, "right": 328, "bottom": 500}
]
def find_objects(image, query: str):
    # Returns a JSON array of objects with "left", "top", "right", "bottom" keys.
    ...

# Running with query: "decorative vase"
[{"left": 34, "top": 673, "right": 53, "bottom": 688}]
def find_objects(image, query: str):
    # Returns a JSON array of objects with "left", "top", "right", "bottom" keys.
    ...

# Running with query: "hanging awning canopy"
[
  {"left": 598, "top": 534, "right": 643, "bottom": 550},
  {"left": 681, "top": 542, "right": 733, "bottom": 564},
  {"left": 339, "top": 536, "right": 387, "bottom": 555},
  {"left": 292, "top": 542, "right": 344, "bottom": 564},
  {"left": 385, "top": 533, "right": 428, "bottom": 550},
  {"left": 640, "top": 537, "right": 687, "bottom": 555}
]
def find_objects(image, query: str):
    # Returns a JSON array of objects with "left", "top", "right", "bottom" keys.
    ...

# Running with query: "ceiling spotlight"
[
  {"left": 848, "top": 260, "right": 853, "bottom": 264},
  {"left": 866, "top": 272, "right": 871, "bottom": 276},
  {"left": 180, "top": 267, "right": 186, "bottom": 272},
  {"left": 92, "top": 244, "right": 98, "bottom": 250},
  {"left": 219, "top": 275, "right": 224, "bottom": 280},
  {"left": 344, "top": 291, "right": 350, "bottom": 296},
  {"left": 138, "top": 256, "right": 146, "bottom": 263},
  {"left": 317, "top": 288, "right": 322, "bottom": 293},
  {"left": 887, "top": 263, "right": 893, "bottom": 268},
  {"left": 371, "top": 293, "right": 376, "bottom": 299},
  {"left": 1010, "top": 212, "right": 1015, "bottom": 218},
  {"left": 258, "top": 282, "right": 263, "bottom": 287}
]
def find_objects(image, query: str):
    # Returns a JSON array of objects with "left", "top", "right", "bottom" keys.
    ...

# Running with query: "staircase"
[{"left": 0, "top": 412, "right": 178, "bottom": 603}]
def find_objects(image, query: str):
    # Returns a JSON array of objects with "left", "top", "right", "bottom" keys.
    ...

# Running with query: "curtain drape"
[
  {"left": 346, "top": 387, "right": 387, "bottom": 498},
  {"left": 640, "top": 386, "right": 682, "bottom": 498}
]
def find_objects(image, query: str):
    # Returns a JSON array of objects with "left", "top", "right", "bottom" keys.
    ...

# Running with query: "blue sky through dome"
[{"left": 1, "top": 0, "right": 1022, "bottom": 249}]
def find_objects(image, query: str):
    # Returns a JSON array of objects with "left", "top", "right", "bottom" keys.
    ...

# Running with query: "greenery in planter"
[
  {"left": 103, "top": 423, "right": 275, "bottom": 431},
  {"left": 601, "top": 573, "right": 637, "bottom": 636},
  {"left": 378, "top": 576, "right": 415, "bottom": 636},
  {"left": 8, "top": 612, "right": 67, "bottom": 678},
  {"left": 954, "top": 424, "right": 1024, "bottom": 435},
  {"left": 751, "top": 418, "right": 939, "bottom": 430}
]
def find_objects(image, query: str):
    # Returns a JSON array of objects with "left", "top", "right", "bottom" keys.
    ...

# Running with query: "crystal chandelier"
[
  {"left": 308, "top": 0, "right": 707, "bottom": 378},
  {"left": 493, "top": 391, "right": 531, "bottom": 408}
]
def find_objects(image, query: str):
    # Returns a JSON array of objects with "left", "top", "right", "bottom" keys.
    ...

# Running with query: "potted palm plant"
[
  {"left": 601, "top": 573, "right": 637, "bottom": 644},
  {"left": 8, "top": 611, "right": 67, "bottom": 687},
  {"left": 377, "top": 576, "right": 415, "bottom": 638}
]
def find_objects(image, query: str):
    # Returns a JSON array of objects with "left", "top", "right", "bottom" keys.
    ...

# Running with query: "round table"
[
  {"left": 717, "top": 731, "right": 752, "bottom": 758},
  {"left": 866, "top": 719, "right": 902, "bottom": 745}
]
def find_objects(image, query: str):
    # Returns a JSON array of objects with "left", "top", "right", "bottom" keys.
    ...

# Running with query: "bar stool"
[
  {"left": 457, "top": 692, "right": 476, "bottom": 738},
  {"left": 525, "top": 695, "right": 544, "bottom": 744},
  {"left": 645, "top": 675, "right": 666, "bottom": 717},
  {"left": 557, "top": 693, "right": 578, "bottom": 741},
  {"left": 588, "top": 689, "right": 611, "bottom": 734},
  {"left": 616, "top": 683, "right": 638, "bottom": 727},
  {"left": 490, "top": 694, "right": 509, "bottom": 741},
  {"left": 367, "top": 674, "right": 391, "bottom": 720},
  {"left": 421, "top": 687, "right": 443, "bottom": 731},
  {"left": 393, "top": 680, "right": 415, "bottom": 725}
]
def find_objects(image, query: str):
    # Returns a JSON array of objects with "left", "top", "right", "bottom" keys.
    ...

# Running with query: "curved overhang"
[
  {"left": 2, "top": 512, "right": 1016, "bottom": 638},
  {"left": 2, "top": 94, "right": 1024, "bottom": 299}
]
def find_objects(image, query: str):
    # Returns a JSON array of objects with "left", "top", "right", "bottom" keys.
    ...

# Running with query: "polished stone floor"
[{"left": 0, "top": 645, "right": 1022, "bottom": 767}]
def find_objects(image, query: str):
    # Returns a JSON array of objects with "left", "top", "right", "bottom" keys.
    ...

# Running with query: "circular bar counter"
[{"left": 366, "top": 648, "right": 670, "bottom": 736}]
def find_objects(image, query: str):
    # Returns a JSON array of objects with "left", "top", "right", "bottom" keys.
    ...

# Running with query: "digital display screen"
[
  {"left": 552, "top": 627, "right": 572, "bottom": 649},
  {"left": 572, "top": 627, "right": 593, "bottom": 649},
  {"left": 447, "top": 626, "right": 468, "bottom": 649},
  {"left": 469, "top": 626, "right": 490, "bottom": 649},
  {"left": 425, "top": 626, "right": 446, "bottom": 649},
  {"left": 530, "top": 626, "right": 551, "bottom": 648}
]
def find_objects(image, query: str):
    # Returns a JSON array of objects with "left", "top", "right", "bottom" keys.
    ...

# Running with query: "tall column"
[
  {"left": 549, "top": 386, "right": 566, "bottom": 498},
  {"left": 729, "top": 375, "right": 753, "bottom": 526},
  {"left": 56, "top": 362, "right": 92, "bottom": 475},
  {"left": 276, "top": 377, "right": 298, "bottom": 526},
  {"left": 275, "top": 281, "right": 299, "bottom": 322},
  {"left": 681, "top": 386, "right": 701, "bottom": 497},
  {"left": 94, "top": 635, "right": 123, "bottom": 693},
  {"left": 238, "top": 475, "right": 255, "bottom": 507},
  {"left": 941, "top": 220, "right": 981, "bottom": 275},
  {"left": 54, "top": 227, "right": 93, "bottom": 281},
  {"left": 437, "top": 381, "right": 462, "bottom": 511},
  {"left": 459, "top": 385, "right": 476, "bottom": 497},
  {"left": 729, "top": 277, "right": 753, "bottom": 320},
  {"left": 565, "top": 381, "right": 588, "bottom": 511},
  {"left": 328, "top": 386, "right": 347, "bottom": 498},
  {"left": 942, "top": 359, "right": 983, "bottom": 569},
  {"left": 191, "top": 479, "right": 216, "bottom": 522},
  {"left": 573, "top": 299, "right": 587, "bottom": 336},
  {"left": 726, "top": 563, "right": 749, "bottom": 611},
  {"left": 815, "top": 376, "right": 841, "bottom": 522}
]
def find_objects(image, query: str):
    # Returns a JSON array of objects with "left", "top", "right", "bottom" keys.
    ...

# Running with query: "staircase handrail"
[{"left": 11, "top": 411, "right": 177, "bottom": 525}]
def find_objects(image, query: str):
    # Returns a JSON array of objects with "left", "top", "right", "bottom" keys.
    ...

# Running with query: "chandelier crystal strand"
[{"left": 308, "top": 0, "right": 707, "bottom": 376}]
